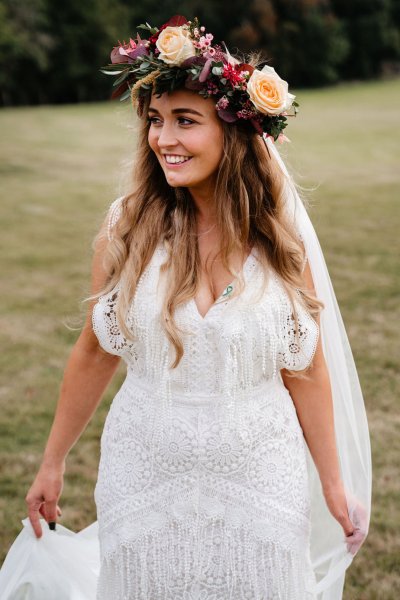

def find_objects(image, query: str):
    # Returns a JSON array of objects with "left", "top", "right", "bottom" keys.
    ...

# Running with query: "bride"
[{"left": 0, "top": 14, "right": 371, "bottom": 600}]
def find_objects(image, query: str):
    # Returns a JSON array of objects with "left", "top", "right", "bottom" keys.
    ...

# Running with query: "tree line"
[{"left": 1, "top": 0, "right": 399, "bottom": 106}]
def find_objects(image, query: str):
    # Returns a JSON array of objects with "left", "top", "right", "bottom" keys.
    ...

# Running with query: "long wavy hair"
[{"left": 85, "top": 54, "right": 324, "bottom": 376}]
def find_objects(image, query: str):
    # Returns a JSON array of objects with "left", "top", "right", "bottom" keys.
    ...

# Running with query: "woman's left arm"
[{"left": 281, "top": 261, "right": 358, "bottom": 548}]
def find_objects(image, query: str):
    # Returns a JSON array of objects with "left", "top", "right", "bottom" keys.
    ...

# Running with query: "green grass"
[{"left": 1, "top": 78, "right": 399, "bottom": 597}]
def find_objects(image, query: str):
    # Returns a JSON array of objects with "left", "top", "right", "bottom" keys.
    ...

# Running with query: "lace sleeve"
[
  {"left": 91, "top": 285, "right": 136, "bottom": 357},
  {"left": 106, "top": 196, "right": 124, "bottom": 242},
  {"left": 277, "top": 292, "right": 319, "bottom": 372}
]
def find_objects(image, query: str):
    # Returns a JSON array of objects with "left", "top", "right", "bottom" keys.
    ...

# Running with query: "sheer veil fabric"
[
  {"left": 0, "top": 138, "right": 371, "bottom": 600},
  {"left": 264, "top": 135, "right": 372, "bottom": 598}
]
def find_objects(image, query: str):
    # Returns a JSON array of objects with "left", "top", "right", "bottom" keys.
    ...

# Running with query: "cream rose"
[
  {"left": 247, "top": 65, "right": 295, "bottom": 116},
  {"left": 156, "top": 26, "right": 196, "bottom": 66}
]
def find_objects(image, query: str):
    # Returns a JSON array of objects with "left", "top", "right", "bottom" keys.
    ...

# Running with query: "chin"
[{"left": 165, "top": 175, "right": 192, "bottom": 187}]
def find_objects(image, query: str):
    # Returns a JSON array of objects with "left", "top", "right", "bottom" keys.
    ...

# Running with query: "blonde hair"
[{"left": 85, "top": 54, "right": 324, "bottom": 376}]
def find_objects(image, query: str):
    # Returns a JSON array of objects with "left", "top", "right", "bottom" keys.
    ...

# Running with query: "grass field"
[{"left": 0, "top": 78, "right": 399, "bottom": 597}]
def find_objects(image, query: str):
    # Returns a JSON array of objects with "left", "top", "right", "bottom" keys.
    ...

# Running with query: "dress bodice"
[{"left": 92, "top": 234, "right": 319, "bottom": 434}]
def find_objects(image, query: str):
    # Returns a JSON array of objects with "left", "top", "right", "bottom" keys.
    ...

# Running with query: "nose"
[{"left": 156, "top": 121, "right": 179, "bottom": 150}]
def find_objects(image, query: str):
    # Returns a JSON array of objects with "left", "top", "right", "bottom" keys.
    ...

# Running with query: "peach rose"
[
  {"left": 155, "top": 25, "right": 196, "bottom": 66},
  {"left": 247, "top": 65, "right": 295, "bottom": 116}
]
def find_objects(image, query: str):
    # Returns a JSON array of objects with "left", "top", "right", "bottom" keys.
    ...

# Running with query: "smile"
[{"left": 163, "top": 155, "right": 193, "bottom": 167}]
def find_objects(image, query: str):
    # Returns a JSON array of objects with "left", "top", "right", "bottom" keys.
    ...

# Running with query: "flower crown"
[{"left": 100, "top": 14, "right": 298, "bottom": 143}]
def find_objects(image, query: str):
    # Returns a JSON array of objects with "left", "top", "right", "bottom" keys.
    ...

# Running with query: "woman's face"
[{"left": 147, "top": 89, "right": 224, "bottom": 193}]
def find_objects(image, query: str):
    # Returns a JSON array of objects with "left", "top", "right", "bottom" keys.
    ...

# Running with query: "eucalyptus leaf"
[
  {"left": 119, "top": 87, "right": 132, "bottom": 101},
  {"left": 113, "top": 70, "right": 130, "bottom": 86},
  {"left": 99, "top": 69, "right": 125, "bottom": 76}
]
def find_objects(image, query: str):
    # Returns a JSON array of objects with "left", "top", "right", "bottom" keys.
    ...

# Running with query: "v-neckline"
[{"left": 191, "top": 246, "right": 257, "bottom": 322}]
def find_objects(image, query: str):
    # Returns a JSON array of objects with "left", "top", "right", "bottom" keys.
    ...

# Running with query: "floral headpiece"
[{"left": 100, "top": 15, "right": 298, "bottom": 143}]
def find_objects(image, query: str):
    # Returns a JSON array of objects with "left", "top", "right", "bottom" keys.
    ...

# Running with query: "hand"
[
  {"left": 25, "top": 460, "right": 65, "bottom": 539},
  {"left": 322, "top": 481, "right": 369, "bottom": 556},
  {"left": 344, "top": 490, "right": 369, "bottom": 556}
]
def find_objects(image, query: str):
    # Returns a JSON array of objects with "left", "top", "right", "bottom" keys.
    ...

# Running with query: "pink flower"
[
  {"left": 111, "top": 36, "right": 149, "bottom": 63},
  {"left": 206, "top": 81, "right": 219, "bottom": 94},
  {"left": 216, "top": 96, "right": 229, "bottom": 110},
  {"left": 199, "top": 58, "right": 213, "bottom": 82},
  {"left": 204, "top": 48, "right": 216, "bottom": 58}
]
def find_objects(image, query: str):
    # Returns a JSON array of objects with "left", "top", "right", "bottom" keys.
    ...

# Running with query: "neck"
[{"left": 186, "top": 183, "right": 217, "bottom": 226}]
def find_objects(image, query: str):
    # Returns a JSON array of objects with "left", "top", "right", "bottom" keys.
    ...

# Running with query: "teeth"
[{"left": 165, "top": 155, "right": 191, "bottom": 164}]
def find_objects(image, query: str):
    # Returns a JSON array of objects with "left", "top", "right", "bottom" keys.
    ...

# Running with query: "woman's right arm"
[{"left": 25, "top": 214, "right": 121, "bottom": 538}]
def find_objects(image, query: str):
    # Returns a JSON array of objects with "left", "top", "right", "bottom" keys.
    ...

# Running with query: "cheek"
[
  {"left": 148, "top": 130, "right": 157, "bottom": 153},
  {"left": 200, "top": 127, "right": 224, "bottom": 169}
]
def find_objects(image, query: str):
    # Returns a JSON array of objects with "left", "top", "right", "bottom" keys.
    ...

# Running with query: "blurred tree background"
[{"left": 0, "top": 0, "right": 399, "bottom": 106}]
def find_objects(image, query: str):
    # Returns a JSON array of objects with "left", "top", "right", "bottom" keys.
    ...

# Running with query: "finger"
[
  {"left": 345, "top": 528, "right": 366, "bottom": 555},
  {"left": 27, "top": 506, "right": 43, "bottom": 539},
  {"left": 342, "top": 515, "right": 355, "bottom": 537},
  {"left": 57, "top": 505, "right": 62, "bottom": 517},
  {"left": 337, "top": 507, "right": 355, "bottom": 537},
  {"left": 44, "top": 498, "right": 58, "bottom": 528}
]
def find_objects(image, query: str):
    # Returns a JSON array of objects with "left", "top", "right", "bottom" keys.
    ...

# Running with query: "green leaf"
[
  {"left": 99, "top": 69, "right": 125, "bottom": 76},
  {"left": 119, "top": 87, "right": 132, "bottom": 101},
  {"left": 113, "top": 70, "right": 130, "bottom": 87}
]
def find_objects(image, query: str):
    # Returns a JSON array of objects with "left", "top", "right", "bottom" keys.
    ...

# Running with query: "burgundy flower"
[
  {"left": 164, "top": 14, "right": 189, "bottom": 27},
  {"left": 217, "top": 108, "right": 238, "bottom": 122},
  {"left": 180, "top": 55, "right": 207, "bottom": 69},
  {"left": 236, "top": 63, "right": 255, "bottom": 77}
]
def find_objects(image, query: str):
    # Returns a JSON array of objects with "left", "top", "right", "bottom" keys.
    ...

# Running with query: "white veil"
[{"left": 263, "top": 134, "right": 372, "bottom": 598}]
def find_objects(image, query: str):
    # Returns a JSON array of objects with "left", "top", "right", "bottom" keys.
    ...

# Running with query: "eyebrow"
[{"left": 147, "top": 107, "right": 204, "bottom": 117}]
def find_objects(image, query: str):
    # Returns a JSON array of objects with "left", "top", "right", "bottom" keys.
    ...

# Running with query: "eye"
[
  {"left": 147, "top": 116, "right": 195, "bottom": 126},
  {"left": 147, "top": 116, "right": 161, "bottom": 125},
  {"left": 177, "top": 117, "right": 195, "bottom": 125}
]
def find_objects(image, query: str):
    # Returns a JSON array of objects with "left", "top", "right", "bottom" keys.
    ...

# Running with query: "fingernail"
[{"left": 48, "top": 521, "right": 56, "bottom": 531}]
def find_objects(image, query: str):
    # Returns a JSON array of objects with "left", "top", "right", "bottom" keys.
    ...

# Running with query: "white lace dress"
[{"left": 91, "top": 199, "right": 320, "bottom": 600}]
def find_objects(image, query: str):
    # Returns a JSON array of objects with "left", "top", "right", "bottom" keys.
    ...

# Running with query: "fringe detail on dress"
[{"left": 96, "top": 517, "right": 317, "bottom": 600}]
